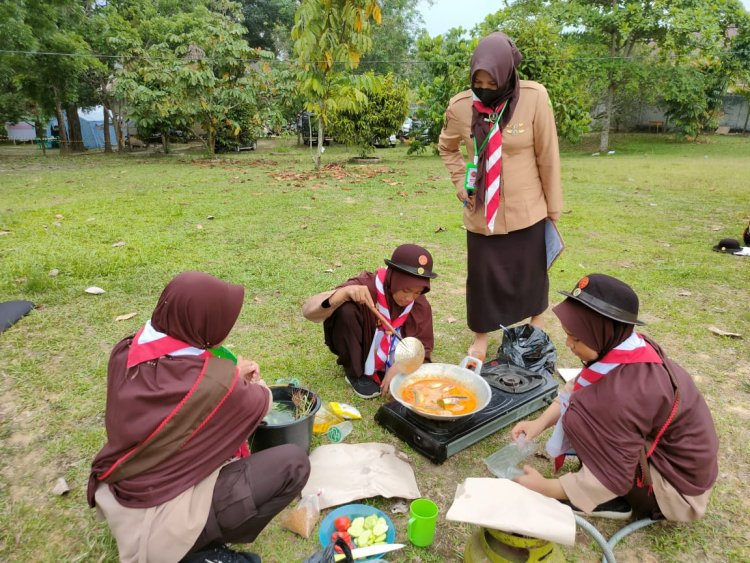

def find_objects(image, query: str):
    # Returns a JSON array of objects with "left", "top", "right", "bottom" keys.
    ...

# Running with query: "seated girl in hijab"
[
  {"left": 511, "top": 274, "right": 718, "bottom": 521},
  {"left": 303, "top": 244, "right": 437, "bottom": 399},
  {"left": 88, "top": 272, "right": 310, "bottom": 563}
]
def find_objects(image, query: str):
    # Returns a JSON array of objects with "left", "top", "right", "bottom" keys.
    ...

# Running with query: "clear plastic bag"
[
  {"left": 484, "top": 435, "right": 537, "bottom": 479},
  {"left": 280, "top": 492, "right": 321, "bottom": 538}
]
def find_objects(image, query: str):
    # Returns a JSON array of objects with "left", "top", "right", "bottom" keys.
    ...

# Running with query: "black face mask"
[{"left": 472, "top": 87, "right": 505, "bottom": 108}]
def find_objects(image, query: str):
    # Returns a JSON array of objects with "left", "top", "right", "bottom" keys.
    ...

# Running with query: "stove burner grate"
[{"left": 481, "top": 362, "right": 545, "bottom": 394}]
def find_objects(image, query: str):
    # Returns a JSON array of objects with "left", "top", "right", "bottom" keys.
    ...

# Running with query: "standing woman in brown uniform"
[{"left": 439, "top": 32, "right": 562, "bottom": 361}]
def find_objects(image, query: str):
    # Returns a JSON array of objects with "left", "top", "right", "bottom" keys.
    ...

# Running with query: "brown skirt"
[{"left": 466, "top": 220, "right": 548, "bottom": 332}]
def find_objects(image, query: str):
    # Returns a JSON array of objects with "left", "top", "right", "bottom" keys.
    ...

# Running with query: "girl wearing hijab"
[
  {"left": 88, "top": 272, "right": 310, "bottom": 563},
  {"left": 303, "top": 244, "right": 437, "bottom": 399},
  {"left": 439, "top": 32, "right": 562, "bottom": 361},
  {"left": 511, "top": 274, "right": 719, "bottom": 521}
]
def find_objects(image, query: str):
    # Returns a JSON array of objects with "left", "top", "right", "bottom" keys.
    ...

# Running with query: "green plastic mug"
[{"left": 407, "top": 498, "right": 439, "bottom": 547}]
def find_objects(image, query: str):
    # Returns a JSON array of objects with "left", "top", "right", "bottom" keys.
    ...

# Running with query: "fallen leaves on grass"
[
  {"left": 678, "top": 290, "right": 692, "bottom": 297},
  {"left": 112, "top": 241, "right": 126, "bottom": 248},
  {"left": 708, "top": 326, "right": 742, "bottom": 338},
  {"left": 0, "top": 230, "right": 12, "bottom": 235},
  {"left": 190, "top": 158, "right": 278, "bottom": 168},
  {"left": 85, "top": 286, "right": 106, "bottom": 295},
  {"left": 115, "top": 313, "right": 137, "bottom": 322},
  {"left": 267, "top": 163, "right": 395, "bottom": 185},
  {"left": 435, "top": 226, "right": 447, "bottom": 233},
  {"left": 49, "top": 269, "right": 59, "bottom": 277}
]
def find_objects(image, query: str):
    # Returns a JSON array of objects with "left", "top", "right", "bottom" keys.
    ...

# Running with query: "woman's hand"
[
  {"left": 513, "top": 465, "right": 548, "bottom": 494},
  {"left": 456, "top": 187, "right": 474, "bottom": 210},
  {"left": 514, "top": 465, "right": 567, "bottom": 500},
  {"left": 511, "top": 419, "right": 543, "bottom": 441},
  {"left": 380, "top": 365, "right": 399, "bottom": 398},
  {"left": 236, "top": 356, "right": 260, "bottom": 383},
  {"left": 338, "top": 285, "right": 375, "bottom": 309}
]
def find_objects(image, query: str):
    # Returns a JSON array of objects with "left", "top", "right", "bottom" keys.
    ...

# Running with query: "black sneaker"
[
  {"left": 181, "top": 545, "right": 261, "bottom": 563},
  {"left": 345, "top": 374, "right": 381, "bottom": 399},
  {"left": 560, "top": 496, "right": 632, "bottom": 520}
]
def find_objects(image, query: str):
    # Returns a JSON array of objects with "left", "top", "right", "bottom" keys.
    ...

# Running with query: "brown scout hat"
[{"left": 559, "top": 273, "right": 645, "bottom": 326}]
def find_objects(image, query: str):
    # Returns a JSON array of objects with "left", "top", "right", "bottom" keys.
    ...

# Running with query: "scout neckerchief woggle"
[
  {"left": 364, "top": 268, "right": 414, "bottom": 383},
  {"left": 470, "top": 99, "right": 508, "bottom": 232},
  {"left": 545, "top": 331, "right": 662, "bottom": 471}
]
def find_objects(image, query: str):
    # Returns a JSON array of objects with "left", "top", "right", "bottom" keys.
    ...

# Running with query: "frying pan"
[{"left": 389, "top": 356, "right": 491, "bottom": 420}]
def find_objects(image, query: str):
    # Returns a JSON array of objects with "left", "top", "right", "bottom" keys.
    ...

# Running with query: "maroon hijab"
[
  {"left": 337, "top": 269, "right": 434, "bottom": 360},
  {"left": 88, "top": 272, "right": 269, "bottom": 508},
  {"left": 553, "top": 298, "right": 633, "bottom": 362},
  {"left": 470, "top": 32, "right": 522, "bottom": 193},
  {"left": 151, "top": 271, "right": 244, "bottom": 348}
]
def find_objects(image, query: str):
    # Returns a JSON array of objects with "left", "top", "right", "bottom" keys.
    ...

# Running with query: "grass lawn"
[{"left": 1, "top": 133, "right": 749, "bottom": 562}]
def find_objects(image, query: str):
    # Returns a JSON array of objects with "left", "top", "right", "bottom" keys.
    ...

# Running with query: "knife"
[{"left": 334, "top": 543, "right": 406, "bottom": 561}]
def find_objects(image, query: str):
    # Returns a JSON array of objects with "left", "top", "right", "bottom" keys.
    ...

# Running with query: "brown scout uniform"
[{"left": 439, "top": 81, "right": 562, "bottom": 236}]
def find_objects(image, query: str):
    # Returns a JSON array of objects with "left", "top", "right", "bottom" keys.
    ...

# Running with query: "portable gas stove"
[{"left": 375, "top": 362, "right": 558, "bottom": 464}]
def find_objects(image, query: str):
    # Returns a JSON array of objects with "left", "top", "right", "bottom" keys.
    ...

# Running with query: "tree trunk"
[
  {"left": 316, "top": 116, "right": 323, "bottom": 169},
  {"left": 66, "top": 105, "right": 86, "bottom": 152},
  {"left": 102, "top": 101, "right": 113, "bottom": 153},
  {"left": 743, "top": 99, "right": 749, "bottom": 133},
  {"left": 599, "top": 83, "right": 614, "bottom": 153},
  {"left": 208, "top": 127, "right": 216, "bottom": 155},
  {"left": 161, "top": 131, "right": 169, "bottom": 154},
  {"left": 112, "top": 110, "right": 124, "bottom": 151},
  {"left": 54, "top": 99, "right": 69, "bottom": 153},
  {"left": 33, "top": 109, "right": 46, "bottom": 157}
]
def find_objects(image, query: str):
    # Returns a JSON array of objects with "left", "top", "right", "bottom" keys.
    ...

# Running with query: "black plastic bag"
[
  {"left": 487, "top": 324, "right": 557, "bottom": 377},
  {"left": 302, "top": 537, "right": 354, "bottom": 563}
]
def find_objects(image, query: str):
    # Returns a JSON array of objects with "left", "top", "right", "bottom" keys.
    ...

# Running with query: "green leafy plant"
[{"left": 329, "top": 72, "right": 408, "bottom": 157}]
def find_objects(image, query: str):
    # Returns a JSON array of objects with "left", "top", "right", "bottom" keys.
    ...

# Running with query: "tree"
[
  {"left": 661, "top": 2, "right": 750, "bottom": 138},
  {"left": 291, "top": 0, "right": 382, "bottom": 168},
  {"left": 238, "top": 0, "right": 297, "bottom": 54},
  {"left": 544, "top": 0, "right": 749, "bottom": 150},
  {"left": 329, "top": 72, "right": 408, "bottom": 156},
  {"left": 360, "top": 0, "right": 425, "bottom": 78},
  {"left": 115, "top": 0, "right": 264, "bottom": 155},
  {"left": 407, "top": 28, "right": 475, "bottom": 154}
]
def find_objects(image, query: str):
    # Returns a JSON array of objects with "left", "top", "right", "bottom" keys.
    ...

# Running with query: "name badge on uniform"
[{"left": 464, "top": 163, "right": 477, "bottom": 192}]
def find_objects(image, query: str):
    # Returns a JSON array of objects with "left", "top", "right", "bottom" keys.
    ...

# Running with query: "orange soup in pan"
[{"left": 400, "top": 377, "right": 478, "bottom": 416}]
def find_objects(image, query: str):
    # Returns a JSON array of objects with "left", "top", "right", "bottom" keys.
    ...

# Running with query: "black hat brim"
[
  {"left": 558, "top": 290, "right": 645, "bottom": 325},
  {"left": 712, "top": 245, "right": 741, "bottom": 253},
  {"left": 384, "top": 259, "right": 438, "bottom": 279}
]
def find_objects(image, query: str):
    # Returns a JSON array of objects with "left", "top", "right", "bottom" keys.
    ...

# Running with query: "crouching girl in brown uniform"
[{"left": 512, "top": 274, "right": 718, "bottom": 521}]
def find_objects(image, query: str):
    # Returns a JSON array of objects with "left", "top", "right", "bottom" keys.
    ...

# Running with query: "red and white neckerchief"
[
  {"left": 126, "top": 320, "right": 249, "bottom": 459},
  {"left": 545, "top": 332, "right": 663, "bottom": 471},
  {"left": 126, "top": 320, "right": 210, "bottom": 368},
  {"left": 364, "top": 268, "right": 414, "bottom": 379},
  {"left": 472, "top": 98, "right": 508, "bottom": 232}
]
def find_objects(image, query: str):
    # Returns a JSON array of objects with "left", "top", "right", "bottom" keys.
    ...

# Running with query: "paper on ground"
[
  {"left": 301, "top": 442, "right": 421, "bottom": 510},
  {"left": 556, "top": 368, "right": 581, "bottom": 383},
  {"left": 446, "top": 478, "right": 576, "bottom": 546}
]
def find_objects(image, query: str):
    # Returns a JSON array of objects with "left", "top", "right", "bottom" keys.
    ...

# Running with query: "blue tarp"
[{"left": 49, "top": 106, "right": 117, "bottom": 149}]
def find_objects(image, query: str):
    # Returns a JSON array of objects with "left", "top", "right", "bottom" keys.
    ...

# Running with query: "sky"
[{"left": 418, "top": 0, "right": 750, "bottom": 37}]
